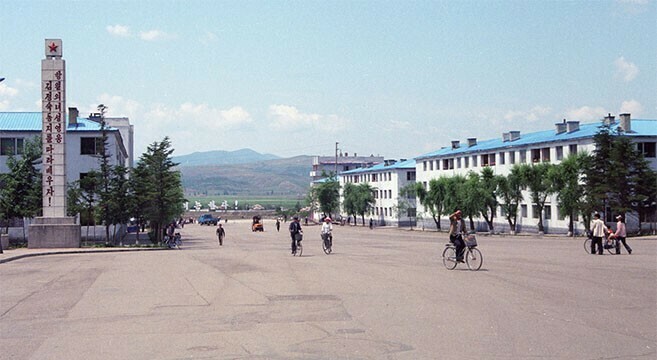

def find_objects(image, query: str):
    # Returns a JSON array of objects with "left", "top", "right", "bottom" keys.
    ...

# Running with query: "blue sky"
[{"left": 1, "top": 0, "right": 655, "bottom": 158}]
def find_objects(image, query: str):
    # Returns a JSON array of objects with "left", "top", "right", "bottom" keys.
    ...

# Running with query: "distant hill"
[
  {"left": 173, "top": 148, "right": 280, "bottom": 167},
  {"left": 180, "top": 155, "right": 312, "bottom": 196}
]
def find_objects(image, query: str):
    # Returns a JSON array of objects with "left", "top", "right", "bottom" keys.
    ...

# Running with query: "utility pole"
[{"left": 334, "top": 142, "right": 339, "bottom": 178}]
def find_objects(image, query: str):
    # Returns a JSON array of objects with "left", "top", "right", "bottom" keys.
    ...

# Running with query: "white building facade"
[
  {"left": 339, "top": 159, "right": 417, "bottom": 227},
  {"left": 414, "top": 114, "right": 657, "bottom": 234},
  {"left": 0, "top": 111, "right": 130, "bottom": 183}
]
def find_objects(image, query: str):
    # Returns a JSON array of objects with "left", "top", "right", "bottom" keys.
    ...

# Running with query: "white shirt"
[
  {"left": 321, "top": 222, "right": 333, "bottom": 234},
  {"left": 590, "top": 218, "right": 608, "bottom": 237}
]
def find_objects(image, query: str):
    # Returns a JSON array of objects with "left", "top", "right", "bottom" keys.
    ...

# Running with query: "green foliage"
[
  {"left": 311, "top": 177, "right": 341, "bottom": 218},
  {"left": 342, "top": 182, "right": 376, "bottom": 225},
  {"left": 549, "top": 153, "right": 588, "bottom": 235},
  {"left": 518, "top": 162, "right": 555, "bottom": 233},
  {"left": 478, "top": 167, "right": 500, "bottom": 232},
  {"left": 497, "top": 166, "right": 523, "bottom": 232},
  {"left": 415, "top": 177, "right": 447, "bottom": 229},
  {"left": 0, "top": 136, "right": 42, "bottom": 235}
]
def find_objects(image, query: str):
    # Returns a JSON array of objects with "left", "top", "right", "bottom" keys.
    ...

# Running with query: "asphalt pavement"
[{"left": 1, "top": 220, "right": 656, "bottom": 359}]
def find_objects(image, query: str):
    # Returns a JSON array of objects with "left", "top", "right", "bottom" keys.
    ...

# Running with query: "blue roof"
[
  {"left": 415, "top": 119, "right": 657, "bottom": 160},
  {"left": 340, "top": 158, "right": 416, "bottom": 175},
  {"left": 0, "top": 112, "right": 115, "bottom": 132}
]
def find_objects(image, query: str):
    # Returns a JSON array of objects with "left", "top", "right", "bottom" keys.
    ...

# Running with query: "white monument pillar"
[{"left": 28, "top": 39, "right": 80, "bottom": 248}]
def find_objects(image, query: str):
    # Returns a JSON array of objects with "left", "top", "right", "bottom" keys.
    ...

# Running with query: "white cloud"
[
  {"left": 268, "top": 104, "right": 347, "bottom": 132},
  {"left": 140, "top": 30, "right": 171, "bottom": 41},
  {"left": 385, "top": 119, "right": 411, "bottom": 131},
  {"left": 614, "top": 56, "right": 639, "bottom": 82},
  {"left": 107, "top": 24, "right": 131, "bottom": 37},
  {"left": 0, "top": 82, "right": 18, "bottom": 97},
  {"left": 503, "top": 106, "right": 552, "bottom": 123},
  {"left": 566, "top": 106, "right": 608, "bottom": 121},
  {"left": 620, "top": 99, "right": 643, "bottom": 115},
  {"left": 200, "top": 31, "right": 218, "bottom": 45}
]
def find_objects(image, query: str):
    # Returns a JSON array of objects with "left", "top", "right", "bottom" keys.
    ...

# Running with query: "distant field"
[{"left": 185, "top": 195, "right": 307, "bottom": 210}]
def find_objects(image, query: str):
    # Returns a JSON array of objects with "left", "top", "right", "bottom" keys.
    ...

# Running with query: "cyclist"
[
  {"left": 448, "top": 209, "right": 467, "bottom": 262},
  {"left": 289, "top": 216, "right": 303, "bottom": 255},
  {"left": 321, "top": 217, "right": 333, "bottom": 249}
]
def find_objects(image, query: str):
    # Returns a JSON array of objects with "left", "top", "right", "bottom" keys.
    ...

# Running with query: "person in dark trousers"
[
  {"left": 449, "top": 210, "right": 467, "bottom": 262},
  {"left": 610, "top": 215, "right": 632, "bottom": 254},
  {"left": 289, "top": 216, "right": 302, "bottom": 255},
  {"left": 216, "top": 224, "right": 225, "bottom": 246},
  {"left": 369, "top": 218, "right": 373, "bottom": 229},
  {"left": 590, "top": 213, "right": 608, "bottom": 255},
  {"left": 276, "top": 219, "right": 281, "bottom": 232}
]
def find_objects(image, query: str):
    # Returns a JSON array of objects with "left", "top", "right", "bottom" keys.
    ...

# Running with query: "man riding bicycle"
[
  {"left": 289, "top": 216, "right": 303, "bottom": 255},
  {"left": 448, "top": 209, "right": 467, "bottom": 263},
  {"left": 321, "top": 217, "right": 333, "bottom": 249}
]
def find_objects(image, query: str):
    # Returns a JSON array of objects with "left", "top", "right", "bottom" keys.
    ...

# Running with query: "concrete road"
[{"left": 1, "top": 219, "right": 655, "bottom": 359}]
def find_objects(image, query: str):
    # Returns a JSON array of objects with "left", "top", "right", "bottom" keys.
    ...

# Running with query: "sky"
[{"left": 1, "top": 0, "right": 655, "bottom": 159}]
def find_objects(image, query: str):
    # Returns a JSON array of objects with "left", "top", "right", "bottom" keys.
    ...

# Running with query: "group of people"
[{"left": 589, "top": 213, "right": 632, "bottom": 255}]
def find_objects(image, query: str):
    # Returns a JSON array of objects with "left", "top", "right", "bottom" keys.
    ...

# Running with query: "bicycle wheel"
[
  {"left": 297, "top": 241, "right": 303, "bottom": 256},
  {"left": 322, "top": 235, "right": 332, "bottom": 254},
  {"left": 465, "top": 248, "right": 483, "bottom": 271},
  {"left": 605, "top": 239, "right": 617, "bottom": 255},
  {"left": 583, "top": 238, "right": 592, "bottom": 254},
  {"left": 442, "top": 246, "right": 457, "bottom": 270}
]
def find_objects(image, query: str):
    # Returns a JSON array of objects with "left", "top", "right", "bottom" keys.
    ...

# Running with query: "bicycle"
[
  {"left": 164, "top": 233, "right": 182, "bottom": 249},
  {"left": 292, "top": 233, "right": 303, "bottom": 256},
  {"left": 321, "top": 233, "right": 332, "bottom": 254},
  {"left": 583, "top": 236, "right": 616, "bottom": 255},
  {"left": 442, "top": 234, "right": 482, "bottom": 271}
]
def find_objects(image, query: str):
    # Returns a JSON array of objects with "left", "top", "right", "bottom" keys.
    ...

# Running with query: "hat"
[
  {"left": 324, "top": 217, "right": 331, "bottom": 222},
  {"left": 616, "top": 215, "right": 623, "bottom": 220}
]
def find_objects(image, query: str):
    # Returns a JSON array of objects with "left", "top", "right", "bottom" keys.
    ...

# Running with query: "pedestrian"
[
  {"left": 369, "top": 218, "right": 373, "bottom": 229},
  {"left": 590, "top": 213, "right": 608, "bottom": 255},
  {"left": 216, "top": 224, "right": 225, "bottom": 246},
  {"left": 289, "top": 216, "right": 302, "bottom": 255},
  {"left": 276, "top": 218, "right": 281, "bottom": 232},
  {"left": 449, "top": 210, "right": 467, "bottom": 262},
  {"left": 610, "top": 215, "right": 632, "bottom": 255}
]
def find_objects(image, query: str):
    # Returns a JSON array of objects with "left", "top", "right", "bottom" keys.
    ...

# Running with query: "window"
[
  {"left": 544, "top": 205, "right": 551, "bottom": 220},
  {"left": 557, "top": 206, "right": 565, "bottom": 220},
  {"left": 532, "top": 205, "right": 540, "bottom": 219},
  {"left": 407, "top": 208, "right": 416, "bottom": 217},
  {"left": 472, "top": 155, "right": 477, "bottom": 167},
  {"left": 81, "top": 137, "right": 103, "bottom": 155},
  {"left": 489, "top": 154, "right": 496, "bottom": 166},
  {"left": 388, "top": 190, "right": 392, "bottom": 198},
  {"left": 407, "top": 171, "right": 416, "bottom": 181},
  {"left": 541, "top": 147, "right": 550, "bottom": 162},
  {"left": 464, "top": 157, "right": 469, "bottom": 168},
  {"left": 429, "top": 161, "right": 434, "bottom": 171},
  {"left": 384, "top": 208, "right": 388, "bottom": 216},
  {"left": 531, "top": 149, "right": 541, "bottom": 163},
  {"left": 423, "top": 161, "right": 427, "bottom": 171},
  {"left": 569, "top": 144, "right": 577, "bottom": 155},
  {"left": 457, "top": 157, "right": 461, "bottom": 168},
  {"left": 443, "top": 159, "right": 449, "bottom": 169},
  {"left": 520, "top": 150, "right": 527, "bottom": 163},
  {"left": 499, "top": 152, "right": 505, "bottom": 165},
  {"left": 521, "top": 204, "right": 528, "bottom": 218},
  {"left": 481, "top": 154, "right": 489, "bottom": 167},
  {"left": 0, "top": 137, "right": 24, "bottom": 156},
  {"left": 499, "top": 205, "right": 507, "bottom": 217},
  {"left": 556, "top": 146, "right": 563, "bottom": 161},
  {"left": 638, "top": 142, "right": 656, "bottom": 158},
  {"left": 509, "top": 151, "right": 515, "bottom": 164}
]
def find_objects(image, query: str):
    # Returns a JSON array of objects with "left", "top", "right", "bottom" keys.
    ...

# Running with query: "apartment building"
[
  {"left": 414, "top": 114, "right": 657, "bottom": 234},
  {"left": 340, "top": 159, "right": 417, "bottom": 227},
  {"left": 310, "top": 153, "right": 384, "bottom": 184},
  {"left": 0, "top": 110, "right": 130, "bottom": 182}
]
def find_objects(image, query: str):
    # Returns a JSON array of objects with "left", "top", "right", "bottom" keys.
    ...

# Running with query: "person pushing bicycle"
[
  {"left": 289, "top": 216, "right": 303, "bottom": 255},
  {"left": 448, "top": 209, "right": 467, "bottom": 263}
]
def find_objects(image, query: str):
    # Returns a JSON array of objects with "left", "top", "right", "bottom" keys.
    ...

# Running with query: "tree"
[
  {"left": 478, "top": 167, "right": 500, "bottom": 232},
  {"left": 342, "top": 182, "right": 376, "bottom": 226},
  {"left": 414, "top": 178, "right": 447, "bottom": 230},
  {"left": 136, "top": 137, "right": 185, "bottom": 244},
  {"left": 0, "top": 136, "right": 42, "bottom": 241},
  {"left": 393, "top": 184, "right": 417, "bottom": 229},
  {"left": 311, "top": 177, "right": 340, "bottom": 219},
  {"left": 342, "top": 183, "right": 358, "bottom": 225},
  {"left": 518, "top": 163, "right": 555, "bottom": 233},
  {"left": 108, "top": 165, "right": 132, "bottom": 244},
  {"left": 497, "top": 166, "right": 524, "bottom": 234},
  {"left": 549, "top": 154, "right": 586, "bottom": 236},
  {"left": 67, "top": 171, "right": 100, "bottom": 242}
]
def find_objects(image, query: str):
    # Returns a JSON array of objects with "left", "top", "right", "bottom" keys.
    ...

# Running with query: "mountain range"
[{"left": 175, "top": 149, "right": 312, "bottom": 196}]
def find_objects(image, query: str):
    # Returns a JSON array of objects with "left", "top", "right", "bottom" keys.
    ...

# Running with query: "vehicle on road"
[
  {"left": 198, "top": 214, "right": 219, "bottom": 226},
  {"left": 442, "top": 234, "right": 482, "bottom": 271},
  {"left": 252, "top": 215, "right": 264, "bottom": 232}
]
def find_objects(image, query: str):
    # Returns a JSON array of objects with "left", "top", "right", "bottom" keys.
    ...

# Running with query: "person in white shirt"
[
  {"left": 610, "top": 215, "right": 632, "bottom": 255},
  {"left": 321, "top": 217, "right": 333, "bottom": 249},
  {"left": 589, "top": 213, "right": 608, "bottom": 255}
]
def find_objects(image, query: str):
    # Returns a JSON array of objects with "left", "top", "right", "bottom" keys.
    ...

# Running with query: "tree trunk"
[
  {"left": 568, "top": 212, "right": 574, "bottom": 237},
  {"left": 468, "top": 216, "right": 475, "bottom": 231},
  {"left": 432, "top": 215, "right": 440, "bottom": 230}
]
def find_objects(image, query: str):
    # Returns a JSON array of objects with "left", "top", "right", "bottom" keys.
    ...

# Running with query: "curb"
[{"left": 0, "top": 247, "right": 169, "bottom": 264}]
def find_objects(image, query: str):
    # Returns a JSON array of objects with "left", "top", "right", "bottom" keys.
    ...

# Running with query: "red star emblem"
[{"left": 48, "top": 42, "right": 58, "bottom": 53}]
